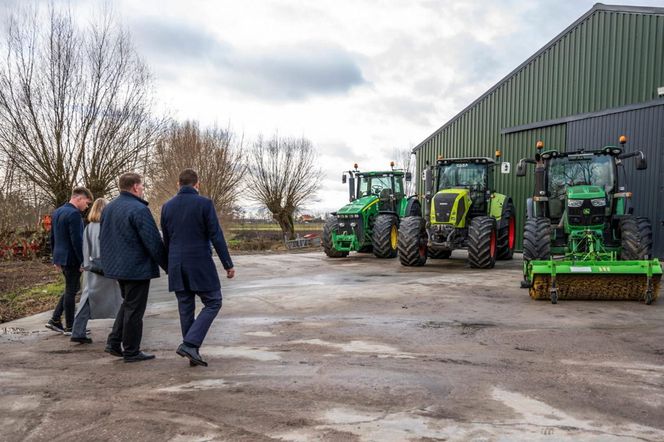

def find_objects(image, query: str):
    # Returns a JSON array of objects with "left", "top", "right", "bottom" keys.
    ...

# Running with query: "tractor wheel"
[
  {"left": 620, "top": 216, "right": 653, "bottom": 260},
  {"left": 523, "top": 217, "right": 551, "bottom": 261},
  {"left": 467, "top": 216, "right": 497, "bottom": 269},
  {"left": 323, "top": 217, "right": 348, "bottom": 258},
  {"left": 427, "top": 248, "right": 452, "bottom": 259},
  {"left": 372, "top": 214, "right": 399, "bottom": 258},
  {"left": 397, "top": 216, "right": 428, "bottom": 266},
  {"left": 496, "top": 201, "right": 516, "bottom": 260}
]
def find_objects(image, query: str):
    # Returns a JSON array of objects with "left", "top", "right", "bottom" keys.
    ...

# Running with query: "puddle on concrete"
[
  {"left": 204, "top": 346, "right": 282, "bottom": 361},
  {"left": 157, "top": 379, "right": 230, "bottom": 393},
  {"left": 244, "top": 331, "right": 275, "bottom": 337},
  {"left": 561, "top": 359, "right": 664, "bottom": 374},
  {"left": 290, "top": 339, "right": 415, "bottom": 359},
  {"left": 276, "top": 389, "right": 664, "bottom": 441},
  {"left": 0, "top": 395, "right": 40, "bottom": 411}
]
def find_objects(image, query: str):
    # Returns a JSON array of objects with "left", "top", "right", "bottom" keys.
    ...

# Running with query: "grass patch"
[{"left": 0, "top": 277, "right": 64, "bottom": 323}]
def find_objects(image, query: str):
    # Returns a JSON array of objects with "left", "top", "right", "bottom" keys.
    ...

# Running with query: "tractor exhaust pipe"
[{"left": 424, "top": 166, "right": 433, "bottom": 220}]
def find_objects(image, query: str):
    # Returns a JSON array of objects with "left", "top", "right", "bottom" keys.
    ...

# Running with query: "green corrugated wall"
[{"left": 414, "top": 7, "right": 664, "bottom": 249}]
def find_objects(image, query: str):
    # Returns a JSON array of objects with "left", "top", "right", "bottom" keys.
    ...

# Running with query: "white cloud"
[{"left": 6, "top": 0, "right": 664, "bottom": 212}]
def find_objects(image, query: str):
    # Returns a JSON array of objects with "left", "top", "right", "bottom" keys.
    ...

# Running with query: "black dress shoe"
[
  {"left": 176, "top": 343, "right": 208, "bottom": 367},
  {"left": 124, "top": 352, "right": 156, "bottom": 363},
  {"left": 104, "top": 346, "right": 123, "bottom": 357},
  {"left": 71, "top": 336, "right": 93, "bottom": 344}
]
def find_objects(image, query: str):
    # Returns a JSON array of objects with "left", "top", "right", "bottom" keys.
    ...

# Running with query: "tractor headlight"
[
  {"left": 567, "top": 199, "right": 583, "bottom": 208},
  {"left": 350, "top": 222, "right": 357, "bottom": 227},
  {"left": 591, "top": 198, "right": 606, "bottom": 207}
]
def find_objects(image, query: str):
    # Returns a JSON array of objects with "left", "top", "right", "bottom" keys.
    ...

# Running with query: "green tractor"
[
  {"left": 323, "top": 163, "right": 421, "bottom": 259},
  {"left": 516, "top": 137, "right": 661, "bottom": 304},
  {"left": 398, "top": 154, "right": 516, "bottom": 268}
]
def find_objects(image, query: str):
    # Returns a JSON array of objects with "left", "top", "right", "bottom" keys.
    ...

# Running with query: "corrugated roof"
[{"left": 413, "top": 3, "right": 664, "bottom": 153}]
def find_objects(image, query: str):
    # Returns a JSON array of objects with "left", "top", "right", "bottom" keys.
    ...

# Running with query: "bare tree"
[
  {"left": 147, "top": 120, "right": 245, "bottom": 220},
  {"left": 0, "top": 6, "right": 161, "bottom": 207},
  {"left": 392, "top": 147, "right": 416, "bottom": 195},
  {"left": 246, "top": 134, "right": 323, "bottom": 240}
]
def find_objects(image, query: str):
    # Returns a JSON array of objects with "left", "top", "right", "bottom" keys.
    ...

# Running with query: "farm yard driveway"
[{"left": 1, "top": 251, "right": 663, "bottom": 441}]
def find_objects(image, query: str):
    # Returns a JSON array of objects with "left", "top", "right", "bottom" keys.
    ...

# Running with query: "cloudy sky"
[{"left": 7, "top": 0, "right": 664, "bottom": 213}]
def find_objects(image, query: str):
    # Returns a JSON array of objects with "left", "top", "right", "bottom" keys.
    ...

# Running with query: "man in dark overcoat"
[
  {"left": 160, "top": 168, "right": 235, "bottom": 367},
  {"left": 100, "top": 172, "right": 167, "bottom": 363},
  {"left": 46, "top": 187, "right": 93, "bottom": 334}
]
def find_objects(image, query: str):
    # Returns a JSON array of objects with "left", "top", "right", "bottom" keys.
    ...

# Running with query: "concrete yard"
[{"left": 1, "top": 251, "right": 663, "bottom": 441}]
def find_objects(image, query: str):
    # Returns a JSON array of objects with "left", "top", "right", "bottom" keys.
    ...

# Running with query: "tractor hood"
[
  {"left": 337, "top": 195, "right": 379, "bottom": 215},
  {"left": 566, "top": 185, "right": 605, "bottom": 200}
]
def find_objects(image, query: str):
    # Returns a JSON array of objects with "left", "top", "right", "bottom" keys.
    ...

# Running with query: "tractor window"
[
  {"left": 548, "top": 155, "right": 614, "bottom": 199},
  {"left": 547, "top": 154, "right": 615, "bottom": 219},
  {"left": 437, "top": 163, "right": 487, "bottom": 191},
  {"left": 357, "top": 175, "right": 393, "bottom": 197},
  {"left": 394, "top": 177, "right": 403, "bottom": 195}
]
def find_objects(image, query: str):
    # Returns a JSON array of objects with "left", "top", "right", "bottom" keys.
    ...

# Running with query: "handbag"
[{"left": 85, "top": 257, "right": 104, "bottom": 276}]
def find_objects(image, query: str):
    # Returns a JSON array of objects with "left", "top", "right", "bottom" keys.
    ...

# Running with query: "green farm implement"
[{"left": 516, "top": 137, "right": 662, "bottom": 304}]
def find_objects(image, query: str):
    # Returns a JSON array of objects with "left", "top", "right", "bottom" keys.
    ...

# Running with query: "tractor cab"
[
  {"left": 343, "top": 164, "right": 411, "bottom": 214},
  {"left": 435, "top": 157, "right": 494, "bottom": 218}
]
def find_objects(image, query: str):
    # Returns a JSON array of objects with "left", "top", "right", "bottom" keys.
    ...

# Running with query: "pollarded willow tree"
[
  {"left": 0, "top": 6, "right": 162, "bottom": 207},
  {"left": 148, "top": 120, "right": 245, "bottom": 219},
  {"left": 246, "top": 134, "right": 323, "bottom": 240}
]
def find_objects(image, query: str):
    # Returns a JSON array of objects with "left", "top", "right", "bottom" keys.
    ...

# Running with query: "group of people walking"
[{"left": 46, "top": 169, "right": 235, "bottom": 366}]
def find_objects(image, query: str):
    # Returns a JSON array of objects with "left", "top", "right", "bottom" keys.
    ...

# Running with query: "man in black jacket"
[
  {"left": 100, "top": 172, "right": 167, "bottom": 363},
  {"left": 161, "top": 169, "right": 235, "bottom": 367},
  {"left": 46, "top": 187, "right": 93, "bottom": 334}
]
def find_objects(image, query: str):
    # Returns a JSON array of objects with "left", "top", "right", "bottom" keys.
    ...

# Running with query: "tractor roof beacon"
[{"left": 516, "top": 136, "right": 662, "bottom": 304}]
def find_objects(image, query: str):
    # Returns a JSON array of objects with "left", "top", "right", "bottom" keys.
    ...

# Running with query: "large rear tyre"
[
  {"left": 397, "top": 216, "right": 428, "bottom": 266},
  {"left": 467, "top": 216, "right": 497, "bottom": 269},
  {"left": 323, "top": 217, "right": 348, "bottom": 258},
  {"left": 372, "top": 214, "right": 399, "bottom": 258},
  {"left": 427, "top": 248, "right": 452, "bottom": 259},
  {"left": 496, "top": 201, "right": 516, "bottom": 260},
  {"left": 620, "top": 215, "right": 653, "bottom": 260}
]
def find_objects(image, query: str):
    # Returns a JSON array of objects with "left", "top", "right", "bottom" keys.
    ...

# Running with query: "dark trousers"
[
  {"left": 175, "top": 289, "right": 222, "bottom": 348},
  {"left": 51, "top": 265, "right": 81, "bottom": 329},
  {"left": 107, "top": 279, "right": 150, "bottom": 356}
]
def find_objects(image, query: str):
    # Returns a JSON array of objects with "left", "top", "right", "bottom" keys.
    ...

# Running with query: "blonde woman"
[{"left": 70, "top": 198, "right": 122, "bottom": 344}]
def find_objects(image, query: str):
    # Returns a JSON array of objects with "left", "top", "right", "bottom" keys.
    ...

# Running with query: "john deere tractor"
[
  {"left": 516, "top": 137, "right": 661, "bottom": 304},
  {"left": 323, "top": 163, "right": 421, "bottom": 259},
  {"left": 398, "top": 154, "right": 516, "bottom": 268}
]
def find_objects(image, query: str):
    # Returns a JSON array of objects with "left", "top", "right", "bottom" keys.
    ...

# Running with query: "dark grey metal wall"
[{"left": 566, "top": 105, "right": 664, "bottom": 258}]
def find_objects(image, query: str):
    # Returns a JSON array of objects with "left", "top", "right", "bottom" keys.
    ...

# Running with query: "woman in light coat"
[{"left": 70, "top": 198, "right": 122, "bottom": 343}]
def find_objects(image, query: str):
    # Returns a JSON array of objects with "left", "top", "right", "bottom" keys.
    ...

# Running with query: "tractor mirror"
[
  {"left": 516, "top": 160, "right": 526, "bottom": 177},
  {"left": 405, "top": 172, "right": 412, "bottom": 182},
  {"left": 342, "top": 174, "right": 347, "bottom": 184},
  {"left": 636, "top": 156, "right": 647, "bottom": 170},
  {"left": 500, "top": 162, "right": 511, "bottom": 174},
  {"left": 424, "top": 167, "right": 433, "bottom": 198}
]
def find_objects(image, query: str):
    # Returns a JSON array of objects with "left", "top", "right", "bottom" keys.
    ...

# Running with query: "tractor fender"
[
  {"left": 404, "top": 196, "right": 422, "bottom": 218},
  {"left": 490, "top": 194, "right": 513, "bottom": 229}
]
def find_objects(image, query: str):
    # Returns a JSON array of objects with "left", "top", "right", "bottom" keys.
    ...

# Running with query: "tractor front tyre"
[
  {"left": 428, "top": 248, "right": 452, "bottom": 259},
  {"left": 323, "top": 218, "right": 348, "bottom": 258},
  {"left": 523, "top": 217, "right": 551, "bottom": 261},
  {"left": 372, "top": 214, "right": 399, "bottom": 258},
  {"left": 398, "top": 216, "right": 428, "bottom": 266},
  {"left": 496, "top": 201, "right": 516, "bottom": 260},
  {"left": 620, "top": 216, "right": 653, "bottom": 260},
  {"left": 468, "top": 216, "right": 497, "bottom": 269}
]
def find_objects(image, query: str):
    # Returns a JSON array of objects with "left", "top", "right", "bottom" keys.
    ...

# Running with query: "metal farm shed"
[{"left": 413, "top": 3, "right": 664, "bottom": 257}]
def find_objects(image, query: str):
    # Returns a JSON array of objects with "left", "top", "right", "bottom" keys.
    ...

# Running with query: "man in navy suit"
[
  {"left": 46, "top": 187, "right": 93, "bottom": 334},
  {"left": 161, "top": 169, "right": 235, "bottom": 367},
  {"left": 101, "top": 172, "right": 167, "bottom": 363}
]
